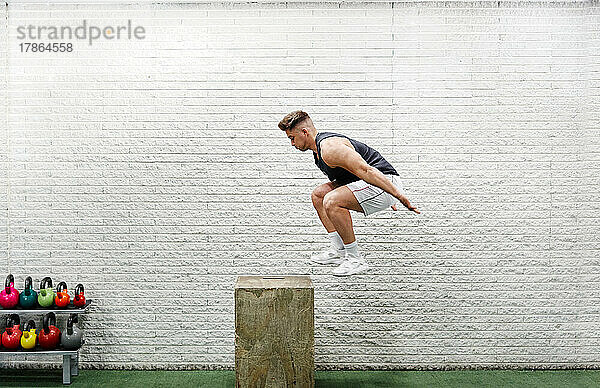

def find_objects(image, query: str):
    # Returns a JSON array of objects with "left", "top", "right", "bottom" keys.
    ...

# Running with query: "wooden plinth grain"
[{"left": 235, "top": 276, "right": 314, "bottom": 388}]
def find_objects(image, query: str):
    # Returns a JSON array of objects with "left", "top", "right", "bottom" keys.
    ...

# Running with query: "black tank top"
[{"left": 313, "top": 132, "right": 398, "bottom": 185}]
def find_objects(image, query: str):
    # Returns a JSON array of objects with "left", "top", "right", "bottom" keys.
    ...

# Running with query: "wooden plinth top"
[{"left": 236, "top": 275, "right": 313, "bottom": 289}]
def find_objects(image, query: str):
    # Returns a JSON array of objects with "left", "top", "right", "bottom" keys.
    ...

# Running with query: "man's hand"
[{"left": 391, "top": 194, "right": 420, "bottom": 214}]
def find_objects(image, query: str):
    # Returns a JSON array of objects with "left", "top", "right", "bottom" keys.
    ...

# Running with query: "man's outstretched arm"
[{"left": 320, "top": 138, "right": 420, "bottom": 214}]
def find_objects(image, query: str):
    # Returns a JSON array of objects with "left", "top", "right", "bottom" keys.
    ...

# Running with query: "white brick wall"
[
  {"left": 1, "top": 5, "right": 8, "bottom": 304},
  {"left": 1, "top": 0, "right": 599, "bottom": 370}
]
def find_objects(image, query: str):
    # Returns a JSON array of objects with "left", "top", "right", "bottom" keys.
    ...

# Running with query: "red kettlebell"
[
  {"left": 54, "top": 282, "right": 70, "bottom": 308},
  {"left": 73, "top": 284, "right": 86, "bottom": 308},
  {"left": 39, "top": 312, "right": 61, "bottom": 350},
  {"left": 1, "top": 314, "right": 22, "bottom": 349},
  {"left": 0, "top": 274, "right": 20, "bottom": 309}
]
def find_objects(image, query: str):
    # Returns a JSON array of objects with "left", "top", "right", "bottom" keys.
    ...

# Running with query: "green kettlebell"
[
  {"left": 37, "top": 277, "right": 54, "bottom": 307},
  {"left": 19, "top": 276, "right": 38, "bottom": 308}
]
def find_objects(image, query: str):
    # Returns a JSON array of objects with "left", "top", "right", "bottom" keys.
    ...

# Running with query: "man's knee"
[
  {"left": 311, "top": 184, "right": 334, "bottom": 205},
  {"left": 323, "top": 192, "right": 339, "bottom": 213}
]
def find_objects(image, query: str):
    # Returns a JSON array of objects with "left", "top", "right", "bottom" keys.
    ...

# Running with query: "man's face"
[{"left": 285, "top": 128, "right": 309, "bottom": 151}]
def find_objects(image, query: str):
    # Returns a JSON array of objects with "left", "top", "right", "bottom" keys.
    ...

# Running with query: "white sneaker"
[
  {"left": 310, "top": 248, "right": 345, "bottom": 265},
  {"left": 332, "top": 253, "right": 369, "bottom": 276}
]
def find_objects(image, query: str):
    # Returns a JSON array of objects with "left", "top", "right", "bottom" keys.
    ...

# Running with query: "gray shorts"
[{"left": 346, "top": 175, "right": 405, "bottom": 216}]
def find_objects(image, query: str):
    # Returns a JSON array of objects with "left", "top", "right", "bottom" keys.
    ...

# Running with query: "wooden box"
[{"left": 235, "top": 276, "right": 314, "bottom": 388}]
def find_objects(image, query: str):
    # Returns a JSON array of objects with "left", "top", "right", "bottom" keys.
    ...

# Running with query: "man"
[{"left": 278, "top": 110, "right": 420, "bottom": 277}]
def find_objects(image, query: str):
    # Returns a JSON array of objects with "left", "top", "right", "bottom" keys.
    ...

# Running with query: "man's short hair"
[{"left": 278, "top": 110, "right": 312, "bottom": 131}]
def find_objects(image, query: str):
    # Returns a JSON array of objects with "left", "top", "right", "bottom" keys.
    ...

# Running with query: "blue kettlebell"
[{"left": 19, "top": 276, "right": 38, "bottom": 308}]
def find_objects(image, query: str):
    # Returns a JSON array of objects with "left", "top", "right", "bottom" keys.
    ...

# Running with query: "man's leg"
[
  {"left": 311, "top": 182, "right": 339, "bottom": 233},
  {"left": 323, "top": 186, "right": 369, "bottom": 276},
  {"left": 310, "top": 182, "right": 346, "bottom": 265},
  {"left": 322, "top": 186, "right": 363, "bottom": 244}
]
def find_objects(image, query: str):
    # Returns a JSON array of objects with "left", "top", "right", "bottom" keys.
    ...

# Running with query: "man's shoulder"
[
  {"left": 320, "top": 135, "right": 353, "bottom": 150},
  {"left": 319, "top": 137, "right": 355, "bottom": 166}
]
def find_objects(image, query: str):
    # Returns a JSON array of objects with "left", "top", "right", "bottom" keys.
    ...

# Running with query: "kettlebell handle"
[
  {"left": 75, "top": 284, "right": 84, "bottom": 295},
  {"left": 7, "top": 314, "right": 20, "bottom": 327},
  {"left": 24, "top": 319, "right": 36, "bottom": 331},
  {"left": 57, "top": 281, "right": 68, "bottom": 293},
  {"left": 24, "top": 276, "right": 33, "bottom": 296},
  {"left": 67, "top": 314, "right": 79, "bottom": 335},
  {"left": 43, "top": 312, "right": 56, "bottom": 333},
  {"left": 40, "top": 277, "right": 53, "bottom": 290},
  {"left": 5, "top": 274, "right": 14, "bottom": 290}
]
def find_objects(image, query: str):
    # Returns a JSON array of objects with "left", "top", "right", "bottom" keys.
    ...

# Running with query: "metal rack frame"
[{"left": 0, "top": 300, "right": 92, "bottom": 385}]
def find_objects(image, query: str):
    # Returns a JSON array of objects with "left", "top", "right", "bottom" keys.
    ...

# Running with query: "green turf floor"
[{"left": 1, "top": 369, "right": 600, "bottom": 387}]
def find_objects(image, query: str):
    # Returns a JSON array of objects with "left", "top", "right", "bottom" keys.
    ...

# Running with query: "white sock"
[
  {"left": 328, "top": 231, "right": 345, "bottom": 251},
  {"left": 344, "top": 241, "right": 359, "bottom": 257}
]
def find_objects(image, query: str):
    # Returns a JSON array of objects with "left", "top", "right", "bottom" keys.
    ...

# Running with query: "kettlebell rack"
[{"left": 0, "top": 300, "right": 92, "bottom": 385}]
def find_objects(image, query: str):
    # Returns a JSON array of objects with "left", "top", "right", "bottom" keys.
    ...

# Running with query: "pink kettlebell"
[{"left": 0, "top": 274, "right": 20, "bottom": 309}]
